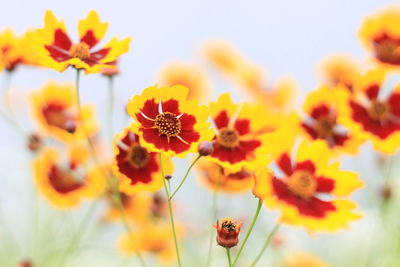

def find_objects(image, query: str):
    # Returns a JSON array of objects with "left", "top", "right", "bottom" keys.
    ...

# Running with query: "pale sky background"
[{"left": 0, "top": 1, "right": 399, "bottom": 266}]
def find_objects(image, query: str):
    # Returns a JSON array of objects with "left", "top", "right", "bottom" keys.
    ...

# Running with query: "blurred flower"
[
  {"left": 206, "top": 93, "right": 271, "bottom": 172},
  {"left": 215, "top": 218, "right": 242, "bottom": 248},
  {"left": 18, "top": 260, "right": 33, "bottom": 267},
  {"left": 253, "top": 141, "right": 363, "bottom": 232},
  {"left": 30, "top": 10, "right": 130, "bottom": 74},
  {"left": 127, "top": 85, "right": 213, "bottom": 157},
  {"left": 101, "top": 60, "right": 120, "bottom": 76},
  {"left": 113, "top": 127, "right": 174, "bottom": 194},
  {"left": 298, "top": 86, "right": 364, "bottom": 155},
  {"left": 318, "top": 54, "right": 360, "bottom": 91},
  {"left": 284, "top": 252, "right": 329, "bottom": 267},
  {"left": 339, "top": 68, "right": 400, "bottom": 154},
  {"left": 30, "top": 81, "right": 97, "bottom": 142},
  {"left": 157, "top": 62, "right": 211, "bottom": 102},
  {"left": 0, "top": 28, "right": 35, "bottom": 72},
  {"left": 196, "top": 158, "right": 253, "bottom": 193},
  {"left": 33, "top": 145, "right": 106, "bottom": 209}
]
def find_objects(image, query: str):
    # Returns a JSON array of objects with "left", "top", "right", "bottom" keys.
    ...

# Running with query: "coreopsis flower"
[
  {"left": 157, "top": 62, "right": 211, "bottom": 102},
  {"left": 127, "top": 85, "right": 213, "bottom": 157},
  {"left": 215, "top": 218, "right": 242, "bottom": 248},
  {"left": 0, "top": 28, "right": 35, "bottom": 72},
  {"left": 253, "top": 141, "right": 363, "bottom": 232},
  {"left": 30, "top": 10, "right": 130, "bottom": 74},
  {"left": 206, "top": 93, "right": 271, "bottom": 172},
  {"left": 30, "top": 81, "right": 97, "bottom": 142},
  {"left": 339, "top": 68, "right": 400, "bottom": 154},
  {"left": 33, "top": 146, "right": 106, "bottom": 209},
  {"left": 113, "top": 127, "right": 174, "bottom": 194},
  {"left": 196, "top": 158, "right": 253, "bottom": 193},
  {"left": 284, "top": 252, "right": 329, "bottom": 267},
  {"left": 359, "top": 6, "right": 400, "bottom": 67},
  {"left": 318, "top": 54, "right": 360, "bottom": 91},
  {"left": 298, "top": 86, "right": 364, "bottom": 155}
]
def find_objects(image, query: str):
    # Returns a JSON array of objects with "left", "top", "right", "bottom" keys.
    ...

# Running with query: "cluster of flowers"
[{"left": 2, "top": 5, "right": 400, "bottom": 267}]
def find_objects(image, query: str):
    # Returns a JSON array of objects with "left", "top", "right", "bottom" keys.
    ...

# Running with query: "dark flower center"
[
  {"left": 287, "top": 171, "right": 316, "bottom": 200},
  {"left": 128, "top": 144, "right": 150, "bottom": 168},
  {"left": 42, "top": 104, "right": 76, "bottom": 133},
  {"left": 314, "top": 116, "right": 335, "bottom": 138},
  {"left": 368, "top": 100, "right": 389, "bottom": 121},
  {"left": 154, "top": 112, "right": 181, "bottom": 137},
  {"left": 69, "top": 42, "right": 90, "bottom": 60},
  {"left": 374, "top": 37, "right": 400, "bottom": 64},
  {"left": 217, "top": 127, "right": 240, "bottom": 148},
  {"left": 221, "top": 220, "right": 237, "bottom": 232},
  {"left": 48, "top": 165, "right": 83, "bottom": 194}
]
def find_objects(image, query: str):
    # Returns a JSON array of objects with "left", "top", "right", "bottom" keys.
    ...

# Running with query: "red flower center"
[
  {"left": 154, "top": 112, "right": 181, "bottom": 137},
  {"left": 217, "top": 127, "right": 240, "bottom": 148},
  {"left": 287, "top": 171, "right": 316, "bottom": 200},
  {"left": 368, "top": 100, "right": 389, "bottom": 121},
  {"left": 314, "top": 116, "right": 335, "bottom": 138},
  {"left": 48, "top": 165, "right": 83, "bottom": 194},
  {"left": 373, "top": 35, "right": 400, "bottom": 65},
  {"left": 128, "top": 144, "right": 150, "bottom": 169},
  {"left": 69, "top": 42, "right": 90, "bottom": 60},
  {"left": 42, "top": 104, "right": 76, "bottom": 133}
]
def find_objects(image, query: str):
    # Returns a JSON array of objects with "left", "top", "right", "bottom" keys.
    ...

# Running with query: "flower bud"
[
  {"left": 165, "top": 174, "right": 172, "bottom": 180},
  {"left": 19, "top": 260, "right": 32, "bottom": 267},
  {"left": 380, "top": 183, "right": 392, "bottom": 201},
  {"left": 198, "top": 141, "right": 214, "bottom": 156},
  {"left": 102, "top": 66, "right": 120, "bottom": 77},
  {"left": 215, "top": 218, "right": 242, "bottom": 248},
  {"left": 27, "top": 134, "right": 42, "bottom": 152}
]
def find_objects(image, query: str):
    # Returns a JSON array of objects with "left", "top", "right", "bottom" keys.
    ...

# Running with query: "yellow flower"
[
  {"left": 30, "top": 81, "right": 98, "bottom": 142},
  {"left": 30, "top": 10, "right": 131, "bottom": 74},
  {"left": 284, "top": 252, "right": 329, "bottom": 267},
  {"left": 127, "top": 84, "right": 213, "bottom": 157}
]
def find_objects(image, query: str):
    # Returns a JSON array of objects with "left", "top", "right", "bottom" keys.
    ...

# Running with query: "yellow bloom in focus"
[
  {"left": 30, "top": 81, "right": 98, "bottom": 142},
  {"left": 359, "top": 6, "right": 400, "bottom": 67},
  {"left": 127, "top": 85, "right": 213, "bottom": 157},
  {"left": 30, "top": 10, "right": 131, "bottom": 74},
  {"left": 157, "top": 61, "right": 211, "bottom": 102},
  {"left": 119, "top": 221, "right": 184, "bottom": 263},
  {"left": 253, "top": 141, "right": 363, "bottom": 233},
  {"left": 284, "top": 252, "right": 329, "bottom": 267},
  {"left": 318, "top": 54, "right": 360, "bottom": 91},
  {"left": 196, "top": 158, "right": 254, "bottom": 193},
  {"left": 0, "top": 28, "right": 36, "bottom": 72},
  {"left": 32, "top": 146, "right": 106, "bottom": 209}
]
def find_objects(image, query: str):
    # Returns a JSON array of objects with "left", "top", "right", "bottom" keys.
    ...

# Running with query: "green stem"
[
  {"left": 106, "top": 76, "right": 114, "bottom": 145},
  {"left": 232, "top": 198, "right": 263, "bottom": 267},
  {"left": 159, "top": 153, "right": 182, "bottom": 267},
  {"left": 169, "top": 155, "right": 202, "bottom": 200},
  {"left": 250, "top": 224, "right": 280, "bottom": 267},
  {"left": 226, "top": 248, "right": 232, "bottom": 267}
]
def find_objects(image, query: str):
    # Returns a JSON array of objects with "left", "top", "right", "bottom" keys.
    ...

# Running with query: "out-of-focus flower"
[
  {"left": 30, "top": 81, "right": 97, "bottom": 142},
  {"left": 127, "top": 85, "right": 213, "bottom": 157},
  {"left": 359, "top": 6, "right": 400, "bottom": 67},
  {"left": 19, "top": 260, "right": 33, "bottom": 267},
  {"left": 339, "top": 68, "right": 400, "bottom": 154},
  {"left": 284, "top": 252, "right": 329, "bottom": 267},
  {"left": 253, "top": 141, "right": 363, "bottom": 232},
  {"left": 30, "top": 10, "right": 130, "bottom": 74},
  {"left": 157, "top": 62, "right": 211, "bottom": 102},
  {"left": 318, "top": 54, "right": 361, "bottom": 91},
  {"left": 119, "top": 221, "right": 184, "bottom": 263},
  {"left": 298, "top": 86, "right": 364, "bottom": 155},
  {"left": 196, "top": 158, "right": 253, "bottom": 193},
  {"left": 215, "top": 218, "right": 242, "bottom": 248},
  {"left": 0, "top": 28, "right": 35, "bottom": 72},
  {"left": 33, "top": 145, "right": 106, "bottom": 209},
  {"left": 113, "top": 127, "right": 173, "bottom": 194},
  {"left": 101, "top": 60, "right": 120, "bottom": 76},
  {"left": 206, "top": 93, "right": 271, "bottom": 172}
]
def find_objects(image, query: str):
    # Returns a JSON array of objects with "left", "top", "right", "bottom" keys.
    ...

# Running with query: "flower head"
[
  {"left": 30, "top": 10, "right": 130, "bottom": 74},
  {"left": 284, "top": 252, "right": 329, "bottom": 267},
  {"left": 215, "top": 218, "right": 242, "bottom": 248},
  {"left": 113, "top": 127, "right": 174, "bottom": 194},
  {"left": 127, "top": 85, "right": 213, "bottom": 157}
]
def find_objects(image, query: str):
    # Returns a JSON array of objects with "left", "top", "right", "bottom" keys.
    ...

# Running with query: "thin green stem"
[
  {"left": 226, "top": 248, "right": 232, "bottom": 267},
  {"left": 169, "top": 155, "right": 202, "bottom": 200},
  {"left": 250, "top": 224, "right": 280, "bottom": 267},
  {"left": 107, "top": 76, "right": 115, "bottom": 145},
  {"left": 232, "top": 198, "right": 263, "bottom": 267},
  {"left": 159, "top": 153, "right": 182, "bottom": 267}
]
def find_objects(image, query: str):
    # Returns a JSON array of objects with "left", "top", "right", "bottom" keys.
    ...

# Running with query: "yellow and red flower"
[
  {"left": 359, "top": 6, "right": 400, "bottom": 67},
  {"left": 206, "top": 93, "right": 271, "bottom": 172},
  {"left": 127, "top": 85, "right": 213, "bottom": 157},
  {"left": 30, "top": 10, "right": 130, "bottom": 74},
  {"left": 33, "top": 145, "right": 105, "bottom": 209},
  {"left": 30, "top": 81, "right": 97, "bottom": 142},
  {"left": 253, "top": 141, "right": 363, "bottom": 232},
  {"left": 298, "top": 86, "right": 364, "bottom": 155},
  {"left": 113, "top": 127, "right": 174, "bottom": 194},
  {"left": 215, "top": 218, "right": 242, "bottom": 248},
  {"left": 339, "top": 68, "right": 400, "bottom": 154},
  {"left": 157, "top": 62, "right": 211, "bottom": 102},
  {"left": 196, "top": 158, "right": 254, "bottom": 193}
]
